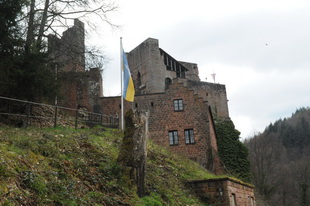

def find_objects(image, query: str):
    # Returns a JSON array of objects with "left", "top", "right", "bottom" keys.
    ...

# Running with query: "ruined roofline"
[
  {"left": 128, "top": 38, "right": 192, "bottom": 71},
  {"left": 159, "top": 48, "right": 189, "bottom": 71},
  {"left": 127, "top": 37, "right": 199, "bottom": 72}
]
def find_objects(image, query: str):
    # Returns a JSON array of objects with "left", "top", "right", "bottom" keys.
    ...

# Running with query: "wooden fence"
[{"left": 0, "top": 96, "right": 119, "bottom": 129}]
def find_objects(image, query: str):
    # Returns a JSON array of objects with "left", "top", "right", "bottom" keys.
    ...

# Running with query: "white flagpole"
[{"left": 120, "top": 37, "right": 124, "bottom": 130}]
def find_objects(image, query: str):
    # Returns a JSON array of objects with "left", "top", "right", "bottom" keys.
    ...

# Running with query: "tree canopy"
[{"left": 0, "top": 0, "right": 117, "bottom": 101}]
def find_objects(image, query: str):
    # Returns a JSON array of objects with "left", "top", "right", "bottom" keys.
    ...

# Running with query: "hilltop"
[
  {"left": 245, "top": 107, "right": 310, "bottom": 206},
  {"left": 0, "top": 125, "right": 221, "bottom": 205}
]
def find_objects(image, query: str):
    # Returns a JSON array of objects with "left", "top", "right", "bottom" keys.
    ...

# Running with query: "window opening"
[
  {"left": 165, "top": 78, "right": 172, "bottom": 90},
  {"left": 231, "top": 194, "right": 237, "bottom": 206},
  {"left": 137, "top": 72, "right": 141, "bottom": 88},
  {"left": 185, "top": 129, "right": 195, "bottom": 144},
  {"left": 174, "top": 99, "right": 183, "bottom": 111},
  {"left": 169, "top": 130, "right": 179, "bottom": 145}
]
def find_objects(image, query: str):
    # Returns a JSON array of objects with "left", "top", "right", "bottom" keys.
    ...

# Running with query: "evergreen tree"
[{"left": 0, "top": 0, "right": 25, "bottom": 98}]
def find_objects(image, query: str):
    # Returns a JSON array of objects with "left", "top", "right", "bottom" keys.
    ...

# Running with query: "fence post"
[
  {"left": 25, "top": 102, "right": 31, "bottom": 128},
  {"left": 89, "top": 112, "right": 92, "bottom": 125},
  {"left": 75, "top": 109, "right": 78, "bottom": 129},
  {"left": 54, "top": 106, "right": 58, "bottom": 128},
  {"left": 100, "top": 114, "right": 103, "bottom": 126}
]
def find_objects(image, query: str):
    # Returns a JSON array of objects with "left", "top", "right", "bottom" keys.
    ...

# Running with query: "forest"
[{"left": 245, "top": 107, "right": 310, "bottom": 206}]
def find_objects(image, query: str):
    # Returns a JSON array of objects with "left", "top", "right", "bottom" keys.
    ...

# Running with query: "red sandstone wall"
[
  {"left": 187, "top": 178, "right": 255, "bottom": 206},
  {"left": 57, "top": 71, "right": 101, "bottom": 112},
  {"left": 100, "top": 82, "right": 222, "bottom": 169}
]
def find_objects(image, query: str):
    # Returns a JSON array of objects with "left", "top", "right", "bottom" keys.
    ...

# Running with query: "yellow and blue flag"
[{"left": 122, "top": 49, "right": 135, "bottom": 102}]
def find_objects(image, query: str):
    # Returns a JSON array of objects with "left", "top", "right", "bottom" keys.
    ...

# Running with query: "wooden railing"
[{"left": 0, "top": 96, "right": 119, "bottom": 129}]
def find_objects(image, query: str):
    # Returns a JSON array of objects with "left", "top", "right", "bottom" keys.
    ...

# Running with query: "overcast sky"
[{"left": 93, "top": 0, "right": 310, "bottom": 138}]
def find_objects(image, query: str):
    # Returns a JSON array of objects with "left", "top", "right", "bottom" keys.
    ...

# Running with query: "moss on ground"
[{"left": 0, "top": 125, "right": 220, "bottom": 205}]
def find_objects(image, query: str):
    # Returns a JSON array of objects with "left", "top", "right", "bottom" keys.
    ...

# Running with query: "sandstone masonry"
[
  {"left": 101, "top": 38, "right": 229, "bottom": 174},
  {"left": 187, "top": 178, "right": 255, "bottom": 206},
  {"left": 48, "top": 19, "right": 103, "bottom": 112}
]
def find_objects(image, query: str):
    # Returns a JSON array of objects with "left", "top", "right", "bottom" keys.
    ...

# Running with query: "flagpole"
[{"left": 120, "top": 37, "right": 124, "bottom": 130}]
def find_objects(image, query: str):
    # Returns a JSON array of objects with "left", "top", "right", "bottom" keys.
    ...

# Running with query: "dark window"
[
  {"left": 174, "top": 99, "right": 183, "bottom": 111},
  {"left": 165, "top": 78, "right": 172, "bottom": 90},
  {"left": 169, "top": 130, "right": 179, "bottom": 145},
  {"left": 135, "top": 103, "right": 138, "bottom": 108},
  {"left": 185, "top": 129, "right": 195, "bottom": 144},
  {"left": 176, "top": 65, "right": 186, "bottom": 78},
  {"left": 151, "top": 102, "right": 154, "bottom": 107},
  {"left": 137, "top": 72, "right": 141, "bottom": 87},
  {"left": 180, "top": 67, "right": 185, "bottom": 78}
]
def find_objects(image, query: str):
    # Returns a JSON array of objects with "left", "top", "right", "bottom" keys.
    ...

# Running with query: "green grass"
[{"left": 0, "top": 125, "right": 220, "bottom": 205}]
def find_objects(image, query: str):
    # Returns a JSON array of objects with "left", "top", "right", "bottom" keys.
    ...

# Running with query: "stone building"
[
  {"left": 100, "top": 38, "right": 230, "bottom": 174},
  {"left": 48, "top": 27, "right": 255, "bottom": 205},
  {"left": 48, "top": 19, "right": 103, "bottom": 112},
  {"left": 100, "top": 38, "right": 256, "bottom": 205}
]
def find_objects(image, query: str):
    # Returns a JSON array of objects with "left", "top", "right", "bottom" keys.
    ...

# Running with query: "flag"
[{"left": 122, "top": 49, "right": 135, "bottom": 102}]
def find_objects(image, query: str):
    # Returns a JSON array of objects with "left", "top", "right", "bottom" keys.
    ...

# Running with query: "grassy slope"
[{"left": 0, "top": 126, "right": 220, "bottom": 205}]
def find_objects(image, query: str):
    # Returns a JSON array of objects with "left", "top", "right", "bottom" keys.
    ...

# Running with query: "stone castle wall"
[
  {"left": 127, "top": 38, "right": 202, "bottom": 95},
  {"left": 100, "top": 81, "right": 224, "bottom": 173},
  {"left": 58, "top": 68, "right": 102, "bottom": 111},
  {"left": 48, "top": 19, "right": 102, "bottom": 111},
  {"left": 186, "top": 80, "right": 229, "bottom": 118},
  {"left": 127, "top": 38, "right": 166, "bottom": 94},
  {"left": 127, "top": 38, "right": 228, "bottom": 119},
  {"left": 187, "top": 178, "right": 255, "bottom": 206},
  {"left": 48, "top": 19, "right": 85, "bottom": 72}
]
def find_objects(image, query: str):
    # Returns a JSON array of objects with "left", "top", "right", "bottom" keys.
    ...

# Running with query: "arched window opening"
[{"left": 165, "top": 78, "right": 172, "bottom": 90}]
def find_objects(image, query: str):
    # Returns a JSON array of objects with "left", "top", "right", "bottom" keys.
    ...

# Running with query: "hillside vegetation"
[
  {"left": 245, "top": 107, "right": 310, "bottom": 206},
  {"left": 0, "top": 125, "right": 220, "bottom": 205}
]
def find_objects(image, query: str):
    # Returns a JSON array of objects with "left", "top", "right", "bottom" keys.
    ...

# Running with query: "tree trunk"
[
  {"left": 36, "top": 0, "right": 50, "bottom": 50},
  {"left": 25, "top": 0, "right": 36, "bottom": 54}
]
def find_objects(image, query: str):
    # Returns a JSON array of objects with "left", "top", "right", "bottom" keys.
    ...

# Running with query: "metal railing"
[{"left": 0, "top": 96, "right": 119, "bottom": 129}]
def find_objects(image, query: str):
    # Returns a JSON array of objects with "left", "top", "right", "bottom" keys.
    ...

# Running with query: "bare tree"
[
  {"left": 22, "top": 0, "right": 118, "bottom": 62},
  {"left": 246, "top": 133, "right": 286, "bottom": 203}
]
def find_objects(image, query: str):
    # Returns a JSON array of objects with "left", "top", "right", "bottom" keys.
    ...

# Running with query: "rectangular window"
[
  {"left": 231, "top": 194, "right": 237, "bottom": 206},
  {"left": 185, "top": 129, "right": 195, "bottom": 144},
  {"left": 174, "top": 99, "right": 183, "bottom": 111},
  {"left": 169, "top": 130, "right": 179, "bottom": 145}
]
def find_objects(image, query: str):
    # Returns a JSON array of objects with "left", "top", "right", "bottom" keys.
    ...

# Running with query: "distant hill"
[
  {"left": 0, "top": 125, "right": 219, "bottom": 205},
  {"left": 245, "top": 107, "right": 310, "bottom": 206},
  {"left": 265, "top": 107, "right": 310, "bottom": 150}
]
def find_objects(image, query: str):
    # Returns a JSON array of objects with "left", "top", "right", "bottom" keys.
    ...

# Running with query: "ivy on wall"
[{"left": 215, "top": 118, "right": 251, "bottom": 182}]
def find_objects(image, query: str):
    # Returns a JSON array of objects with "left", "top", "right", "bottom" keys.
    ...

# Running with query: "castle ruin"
[
  {"left": 48, "top": 20, "right": 255, "bottom": 205},
  {"left": 101, "top": 38, "right": 229, "bottom": 173},
  {"left": 48, "top": 19, "right": 103, "bottom": 112}
]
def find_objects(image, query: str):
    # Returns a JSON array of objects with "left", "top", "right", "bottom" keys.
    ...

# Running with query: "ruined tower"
[
  {"left": 127, "top": 38, "right": 200, "bottom": 95},
  {"left": 127, "top": 38, "right": 229, "bottom": 118},
  {"left": 48, "top": 19, "right": 102, "bottom": 112},
  {"left": 48, "top": 19, "right": 85, "bottom": 72}
]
